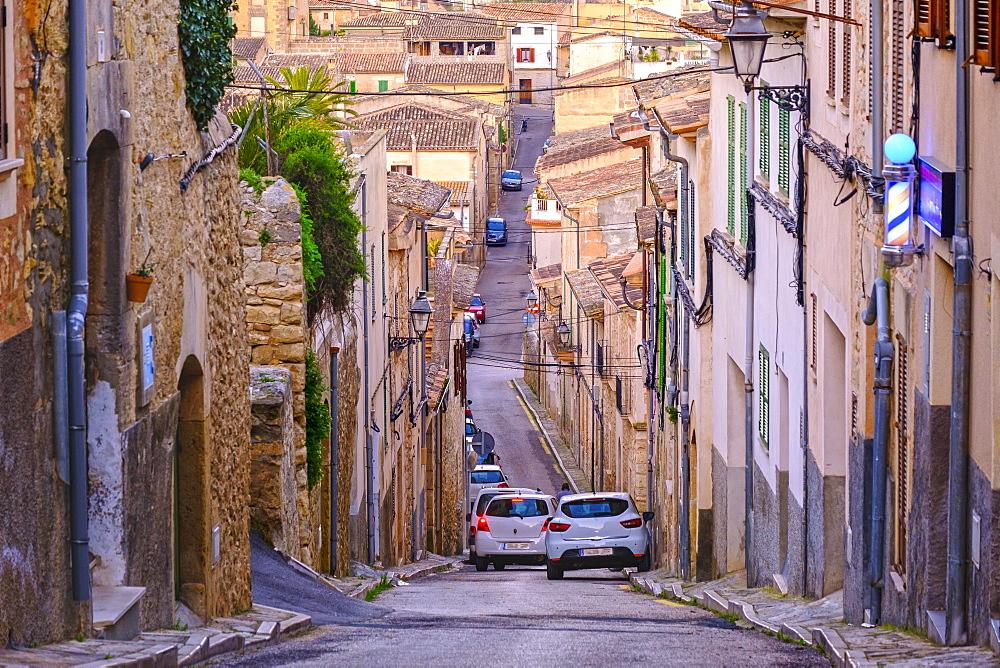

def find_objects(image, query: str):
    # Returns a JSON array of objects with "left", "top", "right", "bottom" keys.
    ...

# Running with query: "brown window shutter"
[
  {"left": 841, "top": 2, "right": 852, "bottom": 104},
  {"left": 529, "top": 48, "right": 535, "bottom": 62},
  {"left": 917, "top": 0, "right": 933, "bottom": 36},
  {"left": 972, "top": 0, "right": 992, "bottom": 66},
  {"left": 827, "top": 0, "right": 837, "bottom": 97},
  {"left": 890, "top": 0, "right": 905, "bottom": 132}
]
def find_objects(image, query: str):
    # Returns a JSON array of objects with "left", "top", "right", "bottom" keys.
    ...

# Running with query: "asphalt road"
[
  {"left": 466, "top": 105, "right": 567, "bottom": 498},
  {"left": 229, "top": 564, "right": 827, "bottom": 667}
]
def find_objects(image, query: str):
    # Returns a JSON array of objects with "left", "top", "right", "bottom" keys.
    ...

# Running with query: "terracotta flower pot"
[{"left": 125, "top": 274, "right": 153, "bottom": 303}]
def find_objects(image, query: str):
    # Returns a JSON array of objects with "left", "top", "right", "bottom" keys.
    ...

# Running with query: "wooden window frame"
[
  {"left": 973, "top": 0, "right": 1000, "bottom": 68},
  {"left": 917, "top": 0, "right": 951, "bottom": 47}
]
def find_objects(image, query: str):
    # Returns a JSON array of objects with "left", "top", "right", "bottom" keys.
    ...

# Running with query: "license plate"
[
  {"left": 582, "top": 547, "right": 614, "bottom": 556},
  {"left": 503, "top": 543, "right": 530, "bottom": 550}
]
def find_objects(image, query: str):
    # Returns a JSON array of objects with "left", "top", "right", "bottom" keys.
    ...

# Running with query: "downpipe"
[
  {"left": 329, "top": 347, "right": 340, "bottom": 574},
  {"left": 680, "top": 312, "right": 692, "bottom": 581},
  {"left": 67, "top": 0, "right": 91, "bottom": 602},
  {"left": 359, "top": 176, "right": 377, "bottom": 565},
  {"left": 861, "top": 277, "right": 893, "bottom": 626}
]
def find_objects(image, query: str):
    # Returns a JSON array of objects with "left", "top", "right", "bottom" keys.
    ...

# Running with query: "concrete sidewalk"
[
  {"left": 628, "top": 570, "right": 998, "bottom": 667},
  {"left": 511, "top": 376, "right": 591, "bottom": 493},
  {"left": 319, "top": 553, "right": 465, "bottom": 600}
]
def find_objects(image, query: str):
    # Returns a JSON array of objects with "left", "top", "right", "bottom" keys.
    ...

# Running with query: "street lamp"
[
  {"left": 556, "top": 321, "right": 571, "bottom": 346},
  {"left": 389, "top": 290, "right": 434, "bottom": 351},
  {"left": 881, "top": 133, "right": 920, "bottom": 267},
  {"left": 526, "top": 291, "right": 538, "bottom": 310},
  {"left": 725, "top": 1, "right": 770, "bottom": 91},
  {"left": 721, "top": 1, "right": 808, "bottom": 113}
]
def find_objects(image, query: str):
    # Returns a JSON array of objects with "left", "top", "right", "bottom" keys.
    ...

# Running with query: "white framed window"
[
  {"left": 512, "top": 26, "right": 521, "bottom": 35},
  {"left": 533, "top": 26, "right": 544, "bottom": 35},
  {"left": 517, "top": 47, "right": 535, "bottom": 63}
]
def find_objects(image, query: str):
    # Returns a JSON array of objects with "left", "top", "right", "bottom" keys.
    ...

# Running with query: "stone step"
[{"left": 92, "top": 586, "right": 146, "bottom": 641}]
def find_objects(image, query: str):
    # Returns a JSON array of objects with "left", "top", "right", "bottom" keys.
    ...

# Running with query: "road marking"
[
  {"left": 507, "top": 380, "right": 515, "bottom": 389},
  {"left": 514, "top": 393, "right": 539, "bottom": 429},
  {"left": 618, "top": 584, "right": 633, "bottom": 591},
  {"left": 538, "top": 437, "right": 552, "bottom": 456},
  {"left": 656, "top": 598, "right": 687, "bottom": 608}
]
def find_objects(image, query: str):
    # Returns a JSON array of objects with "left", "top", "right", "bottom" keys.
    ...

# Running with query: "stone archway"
[{"left": 175, "top": 355, "right": 210, "bottom": 617}]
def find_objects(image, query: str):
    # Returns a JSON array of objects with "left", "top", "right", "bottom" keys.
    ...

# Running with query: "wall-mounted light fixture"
[
  {"left": 881, "top": 133, "right": 920, "bottom": 267},
  {"left": 389, "top": 290, "right": 434, "bottom": 351}
]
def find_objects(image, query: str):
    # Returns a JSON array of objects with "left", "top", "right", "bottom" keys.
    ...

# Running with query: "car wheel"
[
  {"left": 637, "top": 553, "right": 651, "bottom": 573},
  {"left": 493, "top": 562, "right": 505, "bottom": 571},
  {"left": 546, "top": 560, "right": 563, "bottom": 580},
  {"left": 475, "top": 555, "right": 489, "bottom": 572}
]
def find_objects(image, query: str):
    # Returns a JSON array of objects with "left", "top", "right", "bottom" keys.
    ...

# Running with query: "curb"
[{"left": 511, "top": 378, "right": 581, "bottom": 493}]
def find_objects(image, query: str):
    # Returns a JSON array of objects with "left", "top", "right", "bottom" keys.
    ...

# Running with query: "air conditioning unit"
[{"left": 287, "top": 6, "right": 297, "bottom": 20}]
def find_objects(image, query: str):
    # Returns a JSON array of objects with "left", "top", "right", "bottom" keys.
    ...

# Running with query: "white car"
[
  {"left": 544, "top": 492, "right": 653, "bottom": 580},
  {"left": 468, "top": 465, "right": 508, "bottom": 507},
  {"left": 467, "top": 486, "right": 537, "bottom": 556},
  {"left": 473, "top": 493, "right": 556, "bottom": 571}
]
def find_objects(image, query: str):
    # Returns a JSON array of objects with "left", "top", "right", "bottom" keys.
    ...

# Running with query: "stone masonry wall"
[{"left": 240, "top": 178, "right": 316, "bottom": 565}]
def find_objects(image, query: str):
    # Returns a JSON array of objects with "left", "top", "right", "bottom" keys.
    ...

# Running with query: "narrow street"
[{"left": 224, "top": 107, "right": 828, "bottom": 667}]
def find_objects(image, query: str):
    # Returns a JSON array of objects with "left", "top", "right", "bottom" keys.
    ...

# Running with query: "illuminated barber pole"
[{"left": 881, "top": 133, "right": 919, "bottom": 267}]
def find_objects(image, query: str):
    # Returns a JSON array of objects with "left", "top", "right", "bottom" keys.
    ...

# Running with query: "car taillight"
[
  {"left": 548, "top": 521, "right": 571, "bottom": 532},
  {"left": 542, "top": 518, "right": 550, "bottom": 531},
  {"left": 497, "top": 482, "right": 508, "bottom": 488},
  {"left": 477, "top": 516, "right": 490, "bottom": 533},
  {"left": 620, "top": 518, "right": 642, "bottom": 529},
  {"left": 469, "top": 525, "right": 476, "bottom": 537}
]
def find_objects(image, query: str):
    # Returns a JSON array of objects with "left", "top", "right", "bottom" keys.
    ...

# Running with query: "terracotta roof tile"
[
  {"left": 426, "top": 367, "right": 450, "bottom": 411},
  {"left": 406, "top": 60, "right": 507, "bottom": 85},
  {"left": 365, "top": 85, "right": 508, "bottom": 117},
  {"left": 535, "top": 125, "right": 629, "bottom": 172},
  {"left": 403, "top": 12, "right": 506, "bottom": 40},
  {"left": 232, "top": 64, "right": 282, "bottom": 83},
  {"left": 478, "top": 2, "right": 570, "bottom": 22},
  {"left": 652, "top": 88, "right": 710, "bottom": 136},
  {"left": 435, "top": 180, "right": 472, "bottom": 204},
  {"left": 635, "top": 206, "right": 658, "bottom": 244},
  {"left": 548, "top": 158, "right": 643, "bottom": 207},
  {"left": 341, "top": 12, "right": 411, "bottom": 27},
  {"left": 334, "top": 52, "right": 409, "bottom": 73},
  {"left": 387, "top": 171, "right": 452, "bottom": 216},
  {"left": 612, "top": 108, "right": 647, "bottom": 136},
  {"left": 632, "top": 67, "right": 710, "bottom": 104},
  {"left": 562, "top": 60, "right": 627, "bottom": 85},
  {"left": 565, "top": 268, "right": 605, "bottom": 320},
  {"left": 648, "top": 167, "right": 678, "bottom": 207},
  {"left": 676, "top": 10, "right": 729, "bottom": 40},
  {"left": 355, "top": 102, "right": 480, "bottom": 151},
  {"left": 530, "top": 262, "right": 562, "bottom": 286},
  {"left": 590, "top": 253, "right": 644, "bottom": 310},
  {"left": 452, "top": 263, "right": 481, "bottom": 312},
  {"left": 232, "top": 37, "right": 268, "bottom": 60},
  {"left": 264, "top": 53, "right": 332, "bottom": 69}
]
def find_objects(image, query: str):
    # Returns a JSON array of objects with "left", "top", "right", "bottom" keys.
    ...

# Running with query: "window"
[
  {"left": 758, "top": 82, "right": 770, "bottom": 181},
  {"left": 972, "top": 0, "right": 999, "bottom": 68},
  {"left": 841, "top": 1, "right": 852, "bottom": 104},
  {"left": 370, "top": 243, "right": 376, "bottom": 321},
  {"left": 534, "top": 26, "right": 544, "bottom": 35},
  {"left": 758, "top": 345, "right": 770, "bottom": 445},
  {"left": 322, "top": 11, "right": 329, "bottom": 18},
  {"left": 512, "top": 26, "right": 521, "bottom": 34},
  {"left": 517, "top": 47, "right": 535, "bottom": 63},
  {"left": 378, "top": 79, "right": 389, "bottom": 92},
  {"left": 470, "top": 470, "right": 504, "bottom": 484},
  {"left": 439, "top": 41, "right": 465, "bottom": 56},
  {"left": 778, "top": 107, "right": 790, "bottom": 197},
  {"left": 486, "top": 497, "right": 549, "bottom": 518},
  {"left": 468, "top": 41, "right": 495, "bottom": 55},
  {"left": 680, "top": 174, "right": 689, "bottom": 272},
  {"left": 390, "top": 164, "right": 412, "bottom": 175},
  {"left": 726, "top": 96, "right": 736, "bottom": 237},
  {"left": 381, "top": 231, "right": 387, "bottom": 304},
  {"left": 739, "top": 102, "right": 748, "bottom": 246},
  {"left": 917, "top": 0, "right": 950, "bottom": 47},
  {"left": 890, "top": 0, "right": 905, "bottom": 132},
  {"left": 562, "top": 498, "right": 629, "bottom": 518},
  {"left": 827, "top": 0, "right": 837, "bottom": 97},
  {"left": 348, "top": 80, "right": 356, "bottom": 93},
  {"left": 688, "top": 180, "right": 696, "bottom": 278}
]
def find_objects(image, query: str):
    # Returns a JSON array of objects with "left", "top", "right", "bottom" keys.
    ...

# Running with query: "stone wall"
[{"left": 240, "top": 179, "right": 318, "bottom": 565}]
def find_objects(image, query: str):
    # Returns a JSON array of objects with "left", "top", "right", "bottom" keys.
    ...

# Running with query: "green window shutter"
[
  {"left": 381, "top": 231, "right": 387, "bottom": 304},
  {"left": 680, "top": 174, "right": 689, "bottom": 273},
  {"left": 378, "top": 80, "right": 389, "bottom": 92},
  {"left": 349, "top": 80, "right": 357, "bottom": 94},
  {"left": 688, "top": 180, "right": 696, "bottom": 278},
  {"left": 759, "top": 81, "right": 770, "bottom": 181},
  {"left": 778, "top": 108, "right": 790, "bottom": 196},
  {"left": 739, "top": 102, "right": 748, "bottom": 246},
  {"left": 727, "top": 96, "right": 736, "bottom": 237},
  {"left": 758, "top": 345, "right": 770, "bottom": 446}
]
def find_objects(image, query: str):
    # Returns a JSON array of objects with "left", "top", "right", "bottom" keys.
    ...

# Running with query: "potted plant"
[{"left": 126, "top": 254, "right": 155, "bottom": 303}]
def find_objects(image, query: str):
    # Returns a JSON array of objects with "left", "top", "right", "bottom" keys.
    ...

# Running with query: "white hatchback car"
[
  {"left": 468, "top": 465, "right": 508, "bottom": 508},
  {"left": 544, "top": 492, "right": 653, "bottom": 580},
  {"left": 473, "top": 493, "right": 556, "bottom": 571},
  {"left": 468, "top": 487, "right": 537, "bottom": 556}
]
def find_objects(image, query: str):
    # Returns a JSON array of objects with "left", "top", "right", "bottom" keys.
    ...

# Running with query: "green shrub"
[
  {"left": 290, "top": 183, "right": 325, "bottom": 295},
  {"left": 178, "top": 0, "right": 237, "bottom": 130},
  {"left": 304, "top": 348, "right": 331, "bottom": 490},
  {"left": 240, "top": 168, "right": 265, "bottom": 194}
]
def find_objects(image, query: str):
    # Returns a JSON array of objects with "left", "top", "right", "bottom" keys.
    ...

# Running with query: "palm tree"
[{"left": 229, "top": 65, "right": 357, "bottom": 174}]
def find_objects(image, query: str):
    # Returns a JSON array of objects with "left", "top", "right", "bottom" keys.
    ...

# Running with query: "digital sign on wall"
[{"left": 917, "top": 156, "right": 955, "bottom": 238}]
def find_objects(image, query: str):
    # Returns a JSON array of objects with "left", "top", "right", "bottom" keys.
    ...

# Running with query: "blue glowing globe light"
[{"left": 883, "top": 133, "right": 916, "bottom": 165}]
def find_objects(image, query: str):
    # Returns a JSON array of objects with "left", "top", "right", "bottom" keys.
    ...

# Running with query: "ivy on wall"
[
  {"left": 178, "top": 0, "right": 237, "bottom": 130},
  {"left": 304, "top": 348, "right": 331, "bottom": 490}
]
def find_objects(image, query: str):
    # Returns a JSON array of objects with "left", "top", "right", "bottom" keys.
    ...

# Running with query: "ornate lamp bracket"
[{"left": 755, "top": 86, "right": 808, "bottom": 114}]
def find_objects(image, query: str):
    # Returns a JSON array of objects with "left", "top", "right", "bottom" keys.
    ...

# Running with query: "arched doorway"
[{"left": 175, "top": 355, "right": 210, "bottom": 617}]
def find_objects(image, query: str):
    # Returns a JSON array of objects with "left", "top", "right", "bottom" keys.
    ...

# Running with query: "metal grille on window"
[
  {"left": 759, "top": 83, "right": 770, "bottom": 181},
  {"left": 688, "top": 180, "right": 696, "bottom": 278},
  {"left": 739, "top": 102, "right": 748, "bottom": 246},
  {"left": 727, "top": 96, "right": 736, "bottom": 237},
  {"left": 778, "top": 108, "right": 790, "bottom": 196},
  {"left": 841, "top": 2, "right": 852, "bottom": 104},
  {"left": 894, "top": 334, "right": 909, "bottom": 572},
  {"left": 890, "top": 0, "right": 905, "bottom": 132},
  {"left": 827, "top": 0, "right": 837, "bottom": 98},
  {"left": 758, "top": 346, "right": 769, "bottom": 445}
]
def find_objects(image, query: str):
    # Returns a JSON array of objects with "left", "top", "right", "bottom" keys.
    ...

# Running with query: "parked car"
[
  {"left": 468, "top": 465, "right": 508, "bottom": 505},
  {"left": 468, "top": 294, "right": 486, "bottom": 322},
  {"left": 501, "top": 170, "right": 523, "bottom": 191},
  {"left": 485, "top": 218, "right": 508, "bottom": 246},
  {"left": 465, "top": 417, "right": 479, "bottom": 446},
  {"left": 544, "top": 492, "right": 653, "bottom": 580},
  {"left": 463, "top": 312, "right": 481, "bottom": 351},
  {"left": 473, "top": 493, "right": 556, "bottom": 571},
  {"left": 468, "top": 486, "right": 536, "bottom": 555}
]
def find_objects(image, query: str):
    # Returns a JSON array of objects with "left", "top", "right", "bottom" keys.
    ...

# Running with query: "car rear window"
[
  {"left": 486, "top": 497, "right": 549, "bottom": 518},
  {"left": 475, "top": 492, "right": 505, "bottom": 515},
  {"left": 470, "top": 470, "right": 503, "bottom": 484},
  {"left": 561, "top": 498, "right": 629, "bottom": 518},
  {"left": 471, "top": 296, "right": 483, "bottom": 306}
]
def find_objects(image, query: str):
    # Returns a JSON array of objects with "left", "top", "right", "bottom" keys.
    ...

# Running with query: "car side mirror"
[
  {"left": 466, "top": 513, "right": 472, "bottom": 522},
  {"left": 642, "top": 511, "right": 655, "bottom": 523}
]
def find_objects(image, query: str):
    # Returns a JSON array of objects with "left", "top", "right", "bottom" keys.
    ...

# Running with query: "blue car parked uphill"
[
  {"left": 485, "top": 218, "right": 508, "bottom": 246},
  {"left": 501, "top": 170, "right": 523, "bottom": 191}
]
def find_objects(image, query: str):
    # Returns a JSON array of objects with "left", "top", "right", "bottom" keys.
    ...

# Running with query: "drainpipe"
[
  {"left": 53, "top": 312, "right": 70, "bottom": 484},
  {"left": 871, "top": 0, "right": 884, "bottom": 212},
  {"left": 680, "top": 311, "right": 692, "bottom": 580},
  {"left": 946, "top": 0, "right": 971, "bottom": 644},
  {"left": 861, "top": 277, "right": 892, "bottom": 626},
  {"left": 67, "top": 0, "right": 91, "bottom": 602},
  {"left": 329, "top": 347, "right": 340, "bottom": 574},
  {"left": 359, "top": 176, "right": 376, "bottom": 565},
  {"left": 743, "top": 89, "right": 757, "bottom": 584}
]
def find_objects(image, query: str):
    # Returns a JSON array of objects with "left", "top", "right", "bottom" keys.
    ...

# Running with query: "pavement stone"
[
  {"left": 319, "top": 553, "right": 466, "bottom": 599},
  {"left": 628, "top": 569, "right": 999, "bottom": 666}
]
